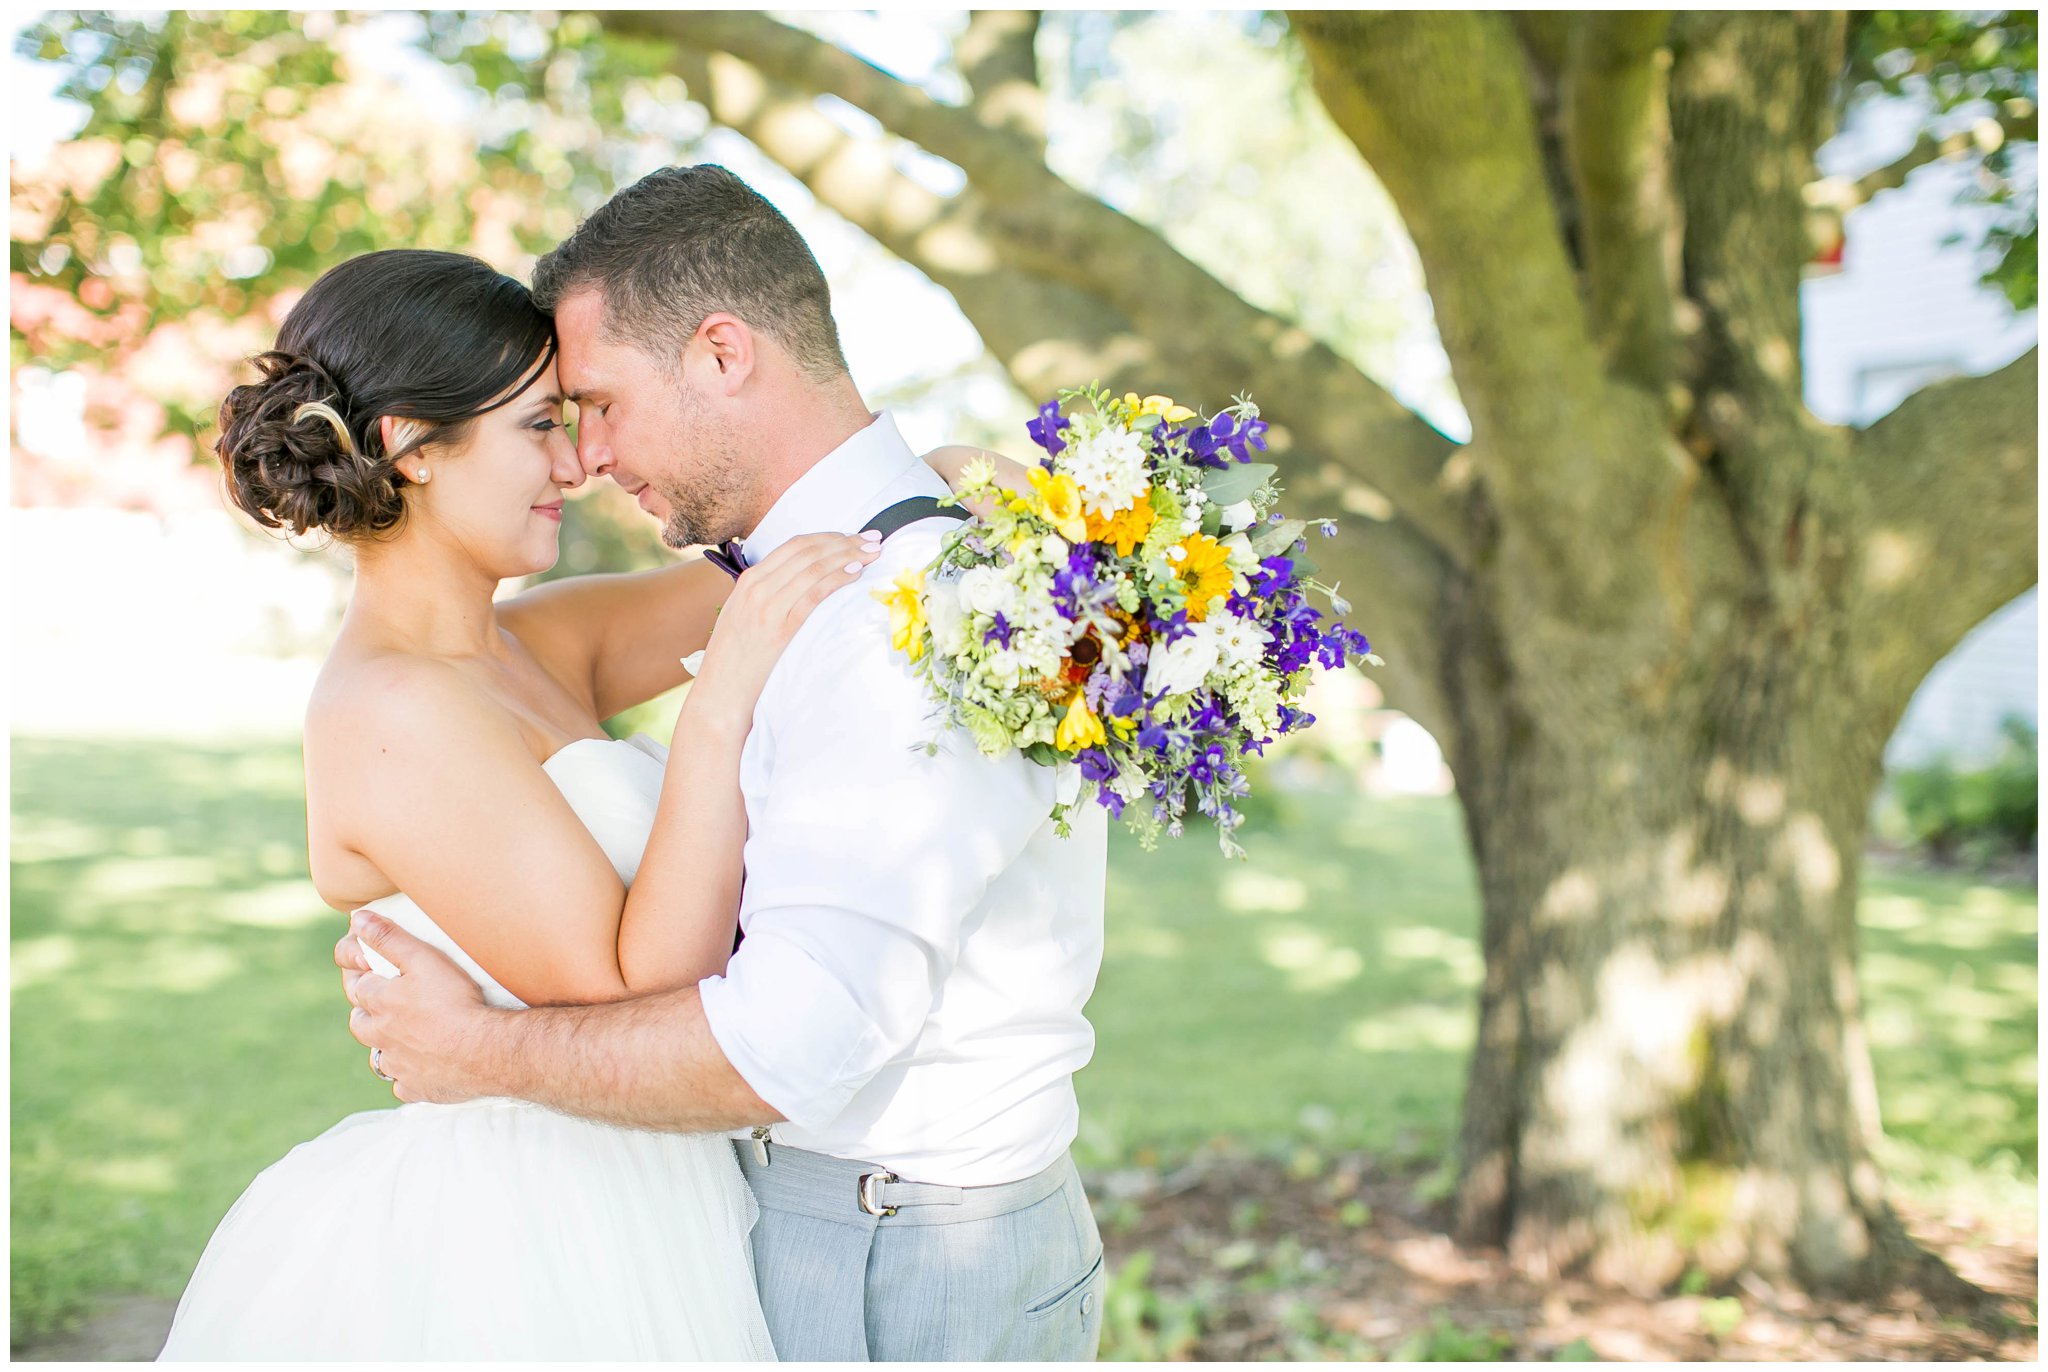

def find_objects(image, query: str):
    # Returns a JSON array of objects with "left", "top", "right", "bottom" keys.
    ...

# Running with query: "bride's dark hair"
[{"left": 217, "top": 249, "right": 557, "bottom": 540}]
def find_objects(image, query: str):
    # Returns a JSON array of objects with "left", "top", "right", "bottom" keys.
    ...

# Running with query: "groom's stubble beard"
[{"left": 652, "top": 388, "right": 752, "bottom": 550}]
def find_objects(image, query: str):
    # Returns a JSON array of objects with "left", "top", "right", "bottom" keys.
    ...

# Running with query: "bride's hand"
[
  {"left": 689, "top": 531, "right": 882, "bottom": 723},
  {"left": 922, "top": 444, "right": 1037, "bottom": 519}
]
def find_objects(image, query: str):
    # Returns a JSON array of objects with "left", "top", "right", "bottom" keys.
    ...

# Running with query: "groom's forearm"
[{"left": 470, "top": 985, "right": 782, "bottom": 1134}]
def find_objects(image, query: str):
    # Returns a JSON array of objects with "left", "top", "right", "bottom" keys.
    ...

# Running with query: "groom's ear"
[{"left": 694, "top": 312, "right": 754, "bottom": 395}]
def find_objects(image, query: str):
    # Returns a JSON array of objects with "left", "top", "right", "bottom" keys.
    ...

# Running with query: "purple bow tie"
[{"left": 702, "top": 539, "right": 748, "bottom": 579}]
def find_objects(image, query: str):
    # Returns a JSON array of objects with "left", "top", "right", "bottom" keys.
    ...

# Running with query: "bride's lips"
[{"left": 533, "top": 502, "right": 563, "bottom": 523}]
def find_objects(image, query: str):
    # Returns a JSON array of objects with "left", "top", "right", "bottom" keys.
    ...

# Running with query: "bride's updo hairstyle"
[{"left": 217, "top": 249, "right": 556, "bottom": 540}]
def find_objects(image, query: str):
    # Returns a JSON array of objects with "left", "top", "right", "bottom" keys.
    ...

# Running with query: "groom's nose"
[{"left": 575, "top": 420, "right": 612, "bottom": 479}]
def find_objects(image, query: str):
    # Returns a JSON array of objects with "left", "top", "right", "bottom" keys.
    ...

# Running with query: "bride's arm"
[
  {"left": 920, "top": 443, "right": 1039, "bottom": 519},
  {"left": 607, "top": 533, "right": 875, "bottom": 993},
  {"left": 499, "top": 447, "right": 1033, "bottom": 722},
  {"left": 498, "top": 558, "right": 731, "bottom": 723},
  {"left": 324, "top": 533, "right": 876, "bottom": 1007}
]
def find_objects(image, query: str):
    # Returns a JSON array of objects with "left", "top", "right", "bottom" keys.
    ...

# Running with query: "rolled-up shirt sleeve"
[{"left": 697, "top": 584, "right": 1055, "bottom": 1129}]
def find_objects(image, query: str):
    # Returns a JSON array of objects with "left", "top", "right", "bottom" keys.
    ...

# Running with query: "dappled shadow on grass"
[
  {"left": 10, "top": 737, "right": 394, "bottom": 1344},
  {"left": 1857, "top": 856, "right": 2038, "bottom": 1213},
  {"left": 1079, "top": 784, "right": 1485, "bottom": 1172},
  {"left": 9, "top": 742, "right": 2037, "bottom": 1348},
  {"left": 1081, "top": 781, "right": 2038, "bottom": 1226}
]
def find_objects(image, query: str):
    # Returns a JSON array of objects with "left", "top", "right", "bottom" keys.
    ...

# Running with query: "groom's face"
[{"left": 554, "top": 289, "right": 751, "bottom": 549}]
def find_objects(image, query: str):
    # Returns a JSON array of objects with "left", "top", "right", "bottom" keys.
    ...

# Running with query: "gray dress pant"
[{"left": 736, "top": 1141, "right": 1104, "bottom": 1361}]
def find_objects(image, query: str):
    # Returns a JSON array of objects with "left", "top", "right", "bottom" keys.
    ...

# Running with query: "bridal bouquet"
[{"left": 877, "top": 384, "right": 1380, "bottom": 857}]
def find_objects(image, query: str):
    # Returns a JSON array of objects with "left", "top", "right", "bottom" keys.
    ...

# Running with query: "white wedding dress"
[{"left": 159, "top": 735, "right": 778, "bottom": 1361}]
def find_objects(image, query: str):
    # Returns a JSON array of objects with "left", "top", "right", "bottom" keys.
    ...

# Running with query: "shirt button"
[{"left": 1080, "top": 1292, "right": 1094, "bottom": 1318}]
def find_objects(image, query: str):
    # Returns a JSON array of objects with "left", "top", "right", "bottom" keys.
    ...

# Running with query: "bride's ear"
[{"left": 378, "top": 415, "right": 434, "bottom": 475}]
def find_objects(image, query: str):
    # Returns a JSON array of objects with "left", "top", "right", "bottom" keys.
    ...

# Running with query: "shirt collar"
[{"left": 741, "top": 410, "right": 918, "bottom": 567}]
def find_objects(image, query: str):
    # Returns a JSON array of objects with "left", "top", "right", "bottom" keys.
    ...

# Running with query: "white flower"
[
  {"left": 1144, "top": 622, "right": 1221, "bottom": 698},
  {"left": 1039, "top": 533, "right": 1069, "bottom": 563},
  {"left": 1219, "top": 499, "right": 1258, "bottom": 532},
  {"left": 1059, "top": 425, "right": 1152, "bottom": 517},
  {"left": 1231, "top": 673, "right": 1282, "bottom": 738},
  {"left": 1219, "top": 530, "right": 1259, "bottom": 572},
  {"left": 1212, "top": 613, "right": 1272, "bottom": 673},
  {"left": 959, "top": 565, "right": 1016, "bottom": 618},
  {"left": 924, "top": 576, "right": 970, "bottom": 656}
]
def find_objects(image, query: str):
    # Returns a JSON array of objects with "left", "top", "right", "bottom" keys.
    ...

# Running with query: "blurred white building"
[{"left": 1804, "top": 99, "right": 2039, "bottom": 771}]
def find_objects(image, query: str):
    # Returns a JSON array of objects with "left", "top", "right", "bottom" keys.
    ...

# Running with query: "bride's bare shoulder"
[{"left": 303, "top": 647, "right": 500, "bottom": 768}]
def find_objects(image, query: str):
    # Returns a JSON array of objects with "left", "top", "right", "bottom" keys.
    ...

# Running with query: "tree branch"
[
  {"left": 1289, "top": 10, "right": 1609, "bottom": 446},
  {"left": 1805, "top": 104, "right": 2040, "bottom": 221},
  {"left": 955, "top": 10, "right": 1043, "bottom": 146},
  {"left": 1287, "top": 10, "right": 1690, "bottom": 627},
  {"left": 1850, "top": 348, "right": 2038, "bottom": 717},
  {"left": 597, "top": 7, "right": 1474, "bottom": 569},
  {"left": 1668, "top": 11, "right": 1847, "bottom": 549},
  {"left": 1564, "top": 12, "right": 1681, "bottom": 397}
]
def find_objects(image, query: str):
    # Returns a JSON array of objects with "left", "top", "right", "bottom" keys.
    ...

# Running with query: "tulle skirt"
[{"left": 158, "top": 1097, "right": 777, "bottom": 1360}]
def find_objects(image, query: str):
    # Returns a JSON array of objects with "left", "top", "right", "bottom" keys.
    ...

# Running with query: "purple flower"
[
  {"left": 1076, "top": 748, "right": 1117, "bottom": 783},
  {"left": 984, "top": 613, "right": 1014, "bottom": 648},
  {"left": 1026, "top": 399, "right": 1068, "bottom": 459},
  {"left": 1187, "top": 412, "right": 1270, "bottom": 465},
  {"left": 1098, "top": 788, "right": 1126, "bottom": 819}
]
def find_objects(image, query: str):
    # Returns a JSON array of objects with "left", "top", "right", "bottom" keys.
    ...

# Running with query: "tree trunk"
[{"left": 1447, "top": 532, "right": 1991, "bottom": 1307}]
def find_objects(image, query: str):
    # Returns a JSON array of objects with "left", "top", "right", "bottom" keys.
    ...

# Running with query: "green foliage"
[
  {"left": 1845, "top": 10, "right": 2041, "bottom": 308},
  {"left": 10, "top": 9, "right": 696, "bottom": 517},
  {"left": 1096, "top": 1249, "right": 1206, "bottom": 1361},
  {"left": 1698, "top": 1295, "right": 1746, "bottom": 1338},
  {"left": 1391, "top": 1313, "right": 1514, "bottom": 1361},
  {"left": 1884, "top": 714, "right": 2038, "bottom": 864}
]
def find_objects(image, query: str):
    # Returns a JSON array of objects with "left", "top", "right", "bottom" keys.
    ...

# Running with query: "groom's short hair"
[{"left": 532, "top": 164, "right": 849, "bottom": 382}]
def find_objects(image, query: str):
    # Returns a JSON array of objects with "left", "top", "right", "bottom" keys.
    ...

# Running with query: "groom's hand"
[{"left": 342, "top": 911, "right": 494, "bottom": 1104}]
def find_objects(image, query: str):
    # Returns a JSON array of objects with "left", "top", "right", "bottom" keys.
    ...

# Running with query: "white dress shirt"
[{"left": 697, "top": 411, "right": 1109, "bottom": 1187}]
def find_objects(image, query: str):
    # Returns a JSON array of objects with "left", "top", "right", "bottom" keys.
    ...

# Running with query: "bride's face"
[{"left": 401, "top": 361, "right": 584, "bottom": 578}]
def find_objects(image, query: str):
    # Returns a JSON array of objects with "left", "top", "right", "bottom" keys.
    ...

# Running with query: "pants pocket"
[{"left": 1023, "top": 1246, "right": 1104, "bottom": 1320}]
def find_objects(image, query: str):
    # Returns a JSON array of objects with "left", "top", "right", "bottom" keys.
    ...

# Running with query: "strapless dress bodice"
[{"left": 356, "top": 733, "right": 670, "bottom": 1008}]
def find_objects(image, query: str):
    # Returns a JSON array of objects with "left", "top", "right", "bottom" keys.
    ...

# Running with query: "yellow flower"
[
  {"left": 1027, "top": 467, "right": 1088, "bottom": 543},
  {"left": 1109, "top": 713, "right": 1137, "bottom": 741},
  {"left": 1173, "top": 533, "right": 1234, "bottom": 622},
  {"left": 1055, "top": 689, "right": 1107, "bottom": 752},
  {"left": 1122, "top": 391, "right": 1197, "bottom": 424},
  {"left": 1083, "top": 491, "right": 1159, "bottom": 557},
  {"left": 873, "top": 567, "right": 927, "bottom": 662}
]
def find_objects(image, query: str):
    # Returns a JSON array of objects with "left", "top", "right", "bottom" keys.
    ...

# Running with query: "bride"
[{"left": 158, "top": 248, "right": 1004, "bottom": 1359}]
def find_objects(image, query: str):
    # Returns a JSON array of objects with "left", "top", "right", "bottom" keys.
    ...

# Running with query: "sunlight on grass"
[
  {"left": 1261, "top": 926, "right": 1364, "bottom": 992},
  {"left": 9, "top": 744, "right": 2037, "bottom": 1346}
]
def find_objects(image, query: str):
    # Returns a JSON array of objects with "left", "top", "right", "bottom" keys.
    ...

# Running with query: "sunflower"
[
  {"left": 1172, "top": 533, "right": 1234, "bottom": 621},
  {"left": 1084, "top": 491, "right": 1158, "bottom": 557}
]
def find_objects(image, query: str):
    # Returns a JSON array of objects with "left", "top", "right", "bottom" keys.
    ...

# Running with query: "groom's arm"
[
  {"left": 693, "top": 570, "right": 1054, "bottom": 1129},
  {"left": 344, "top": 913, "right": 782, "bottom": 1132}
]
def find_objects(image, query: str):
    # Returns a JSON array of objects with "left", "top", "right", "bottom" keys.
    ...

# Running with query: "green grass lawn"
[{"left": 10, "top": 736, "right": 2038, "bottom": 1344}]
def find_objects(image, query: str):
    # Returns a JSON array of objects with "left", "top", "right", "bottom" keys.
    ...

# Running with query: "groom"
[{"left": 340, "top": 163, "right": 1111, "bottom": 1360}]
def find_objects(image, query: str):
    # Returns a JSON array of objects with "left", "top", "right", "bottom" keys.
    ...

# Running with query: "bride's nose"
[{"left": 550, "top": 433, "right": 587, "bottom": 491}]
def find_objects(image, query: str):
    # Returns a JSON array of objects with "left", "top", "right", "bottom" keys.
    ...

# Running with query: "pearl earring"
[{"left": 415, "top": 466, "right": 430, "bottom": 483}]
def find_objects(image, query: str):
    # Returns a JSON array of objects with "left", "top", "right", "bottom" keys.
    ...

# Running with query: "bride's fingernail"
[
  {"left": 859, "top": 529, "right": 881, "bottom": 541},
  {"left": 861, "top": 541, "right": 882, "bottom": 553},
  {"left": 845, "top": 561, "right": 864, "bottom": 573}
]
